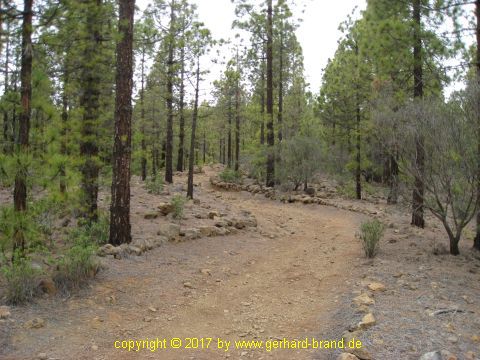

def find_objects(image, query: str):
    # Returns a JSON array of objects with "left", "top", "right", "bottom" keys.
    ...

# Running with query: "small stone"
[
  {"left": 200, "top": 269, "right": 211, "bottom": 276},
  {"left": 465, "top": 351, "right": 476, "bottom": 360},
  {"left": 37, "top": 353, "right": 48, "bottom": 360},
  {"left": 91, "top": 345, "right": 98, "bottom": 351},
  {"left": 367, "top": 282, "right": 386, "bottom": 292},
  {"left": 358, "top": 313, "right": 376, "bottom": 330},
  {"left": 25, "top": 318, "right": 45, "bottom": 329},
  {"left": 353, "top": 293, "right": 375, "bottom": 306},
  {"left": 0, "top": 306, "right": 11, "bottom": 319},
  {"left": 337, "top": 354, "right": 359, "bottom": 360},
  {"left": 39, "top": 278, "right": 57, "bottom": 295},
  {"left": 148, "top": 306, "right": 157, "bottom": 313},
  {"left": 144, "top": 212, "right": 159, "bottom": 219},
  {"left": 158, "top": 202, "right": 174, "bottom": 216},
  {"left": 447, "top": 336, "right": 458, "bottom": 343},
  {"left": 183, "top": 281, "right": 194, "bottom": 289}
]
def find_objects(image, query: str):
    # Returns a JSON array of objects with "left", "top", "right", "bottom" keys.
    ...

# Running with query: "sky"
[{"left": 136, "top": 0, "right": 367, "bottom": 96}]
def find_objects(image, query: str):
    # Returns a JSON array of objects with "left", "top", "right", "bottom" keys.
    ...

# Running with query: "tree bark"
[
  {"left": 473, "top": 0, "right": 480, "bottom": 250},
  {"left": 187, "top": 58, "right": 200, "bottom": 199},
  {"left": 60, "top": 63, "right": 69, "bottom": 194},
  {"left": 227, "top": 95, "right": 232, "bottom": 168},
  {"left": 235, "top": 55, "right": 241, "bottom": 172},
  {"left": 411, "top": 0, "right": 425, "bottom": 228},
  {"left": 177, "top": 35, "right": 186, "bottom": 172},
  {"left": 79, "top": 0, "right": 103, "bottom": 222},
  {"left": 265, "top": 0, "right": 275, "bottom": 187},
  {"left": 140, "top": 48, "right": 147, "bottom": 181},
  {"left": 260, "top": 54, "right": 265, "bottom": 145},
  {"left": 165, "top": 0, "right": 175, "bottom": 183},
  {"left": 3, "top": 20, "right": 10, "bottom": 154},
  {"left": 109, "top": 0, "right": 135, "bottom": 246},
  {"left": 13, "top": 0, "right": 33, "bottom": 256}
]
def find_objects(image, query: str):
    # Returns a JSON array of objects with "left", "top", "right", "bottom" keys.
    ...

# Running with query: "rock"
[
  {"left": 38, "top": 278, "right": 57, "bottom": 295},
  {"left": 358, "top": 313, "right": 376, "bottom": 330},
  {"left": 349, "top": 347, "right": 373, "bottom": 360},
  {"left": 465, "top": 351, "right": 476, "bottom": 360},
  {"left": 337, "top": 354, "right": 359, "bottom": 360},
  {"left": 183, "top": 228, "right": 201, "bottom": 240},
  {"left": 208, "top": 211, "right": 220, "bottom": 219},
  {"left": 37, "top": 353, "right": 48, "bottom": 360},
  {"left": 0, "top": 306, "right": 11, "bottom": 319},
  {"left": 126, "top": 245, "right": 143, "bottom": 256},
  {"left": 305, "top": 187, "right": 316, "bottom": 196},
  {"left": 419, "top": 351, "right": 457, "bottom": 360},
  {"left": 367, "top": 282, "right": 386, "bottom": 292},
  {"left": 200, "top": 268, "right": 211, "bottom": 276},
  {"left": 199, "top": 226, "right": 218, "bottom": 237},
  {"left": 183, "top": 281, "right": 194, "bottom": 289},
  {"left": 97, "top": 244, "right": 123, "bottom": 257},
  {"left": 91, "top": 345, "right": 98, "bottom": 351},
  {"left": 158, "top": 202, "right": 174, "bottom": 216},
  {"left": 25, "top": 318, "right": 45, "bottom": 329},
  {"left": 353, "top": 293, "right": 375, "bottom": 306},
  {"left": 157, "top": 223, "right": 181, "bottom": 241},
  {"left": 144, "top": 212, "right": 159, "bottom": 219},
  {"left": 135, "top": 238, "right": 156, "bottom": 251},
  {"left": 215, "top": 219, "right": 229, "bottom": 228}
]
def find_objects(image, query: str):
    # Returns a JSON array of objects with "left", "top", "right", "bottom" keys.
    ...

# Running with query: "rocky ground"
[{"left": 0, "top": 165, "right": 479, "bottom": 360}]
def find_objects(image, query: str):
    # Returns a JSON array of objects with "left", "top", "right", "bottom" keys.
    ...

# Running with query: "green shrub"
[
  {"left": 219, "top": 169, "right": 241, "bottom": 183},
  {"left": 171, "top": 195, "right": 186, "bottom": 220},
  {"left": 146, "top": 176, "right": 164, "bottom": 195},
  {"left": 54, "top": 240, "right": 99, "bottom": 292},
  {"left": 2, "top": 256, "right": 40, "bottom": 305},
  {"left": 359, "top": 219, "right": 384, "bottom": 258},
  {"left": 72, "top": 211, "right": 110, "bottom": 246}
]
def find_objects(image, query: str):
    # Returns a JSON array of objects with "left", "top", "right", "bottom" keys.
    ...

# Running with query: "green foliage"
[
  {"left": 72, "top": 211, "right": 110, "bottom": 246},
  {"left": 53, "top": 238, "right": 99, "bottom": 292},
  {"left": 276, "top": 135, "right": 322, "bottom": 189},
  {"left": 1, "top": 255, "right": 40, "bottom": 305},
  {"left": 171, "top": 195, "right": 186, "bottom": 220},
  {"left": 359, "top": 219, "right": 384, "bottom": 258},
  {"left": 219, "top": 168, "right": 242, "bottom": 183},
  {"left": 145, "top": 176, "right": 164, "bottom": 195}
]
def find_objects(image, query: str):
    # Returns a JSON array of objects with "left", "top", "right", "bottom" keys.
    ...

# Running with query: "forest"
[{"left": 0, "top": 0, "right": 480, "bottom": 359}]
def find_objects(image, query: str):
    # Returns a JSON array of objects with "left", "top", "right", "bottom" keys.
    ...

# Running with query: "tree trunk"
[
  {"left": 165, "top": 0, "right": 175, "bottom": 183},
  {"left": 411, "top": 0, "right": 425, "bottom": 228},
  {"left": 355, "top": 43, "right": 361, "bottom": 200},
  {"left": 202, "top": 131, "right": 206, "bottom": 164},
  {"left": 227, "top": 97, "right": 232, "bottom": 168},
  {"left": 187, "top": 59, "right": 200, "bottom": 199},
  {"left": 277, "top": 22, "right": 283, "bottom": 143},
  {"left": 260, "top": 54, "right": 265, "bottom": 145},
  {"left": 387, "top": 153, "right": 399, "bottom": 204},
  {"left": 140, "top": 48, "right": 147, "bottom": 181},
  {"left": 177, "top": 38, "right": 186, "bottom": 172},
  {"left": 60, "top": 64, "right": 69, "bottom": 194},
  {"left": 235, "top": 56, "right": 241, "bottom": 172},
  {"left": 473, "top": 0, "right": 480, "bottom": 250},
  {"left": 3, "top": 20, "right": 10, "bottom": 154},
  {"left": 80, "top": 0, "right": 102, "bottom": 222},
  {"left": 265, "top": 0, "right": 275, "bottom": 187},
  {"left": 109, "top": 0, "right": 135, "bottom": 246},
  {"left": 13, "top": 0, "right": 33, "bottom": 256}
]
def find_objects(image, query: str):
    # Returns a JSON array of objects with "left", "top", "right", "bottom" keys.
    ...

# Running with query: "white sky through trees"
[{"left": 136, "top": 0, "right": 367, "bottom": 99}]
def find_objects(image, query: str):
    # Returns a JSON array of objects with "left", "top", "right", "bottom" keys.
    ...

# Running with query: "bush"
[
  {"left": 54, "top": 240, "right": 99, "bottom": 292},
  {"left": 2, "top": 256, "right": 40, "bottom": 305},
  {"left": 146, "top": 176, "right": 164, "bottom": 195},
  {"left": 219, "top": 168, "right": 241, "bottom": 183},
  {"left": 171, "top": 195, "right": 186, "bottom": 220},
  {"left": 72, "top": 211, "right": 110, "bottom": 246},
  {"left": 359, "top": 219, "right": 384, "bottom": 258}
]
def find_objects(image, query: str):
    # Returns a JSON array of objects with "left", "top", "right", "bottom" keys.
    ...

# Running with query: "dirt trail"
[{"left": 1, "top": 167, "right": 366, "bottom": 360}]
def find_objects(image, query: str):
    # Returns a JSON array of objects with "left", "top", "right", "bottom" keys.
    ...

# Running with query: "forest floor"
[{"left": 0, "top": 165, "right": 479, "bottom": 360}]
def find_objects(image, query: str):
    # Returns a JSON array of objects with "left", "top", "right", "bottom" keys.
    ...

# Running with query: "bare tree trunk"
[
  {"left": 474, "top": 0, "right": 480, "bottom": 250},
  {"left": 60, "top": 63, "right": 69, "bottom": 194},
  {"left": 177, "top": 36, "right": 185, "bottom": 172},
  {"left": 277, "top": 21, "right": 283, "bottom": 143},
  {"left": 109, "top": 0, "right": 135, "bottom": 245},
  {"left": 411, "top": 0, "right": 425, "bottom": 228},
  {"left": 187, "top": 59, "right": 200, "bottom": 199},
  {"left": 235, "top": 52, "right": 241, "bottom": 172},
  {"left": 80, "top": 0, "right": 103, "bottom": 222},
  {"left": 3, "top": 20, "right": 10, "bottom": 154},
  {"left": 165, "top": 0, "right": 175, "bottom": 183},
  {"left": 265, "top": 0, "right": 275, "bottom": 187},
  {"left": 387, "top": 153, "right": 399, "bottom": 204},
  {"left": 202, "top": 131, "right": 206, "bottom": 164},
  {"left": 227, "top": 97, "right": 232, "bottom": 168},
  {"left": 140, "top": 48, "right": 147, "bottom": 181},
  {"left": 13, "top": 0, "right": 33, "bottom": 257},
  {"left": 260, "top": 54, "right": 265, "bottom": 145},
  {"left": 355, "top": 42, "right": 361, "bottom": 200}
]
